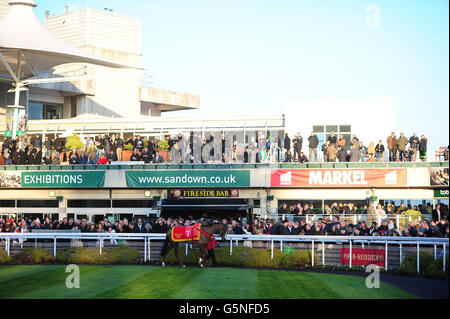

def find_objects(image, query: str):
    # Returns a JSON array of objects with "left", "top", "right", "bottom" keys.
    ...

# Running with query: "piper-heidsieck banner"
[{"left": 270, "top": 169, "right": 407, "bottom": 187}]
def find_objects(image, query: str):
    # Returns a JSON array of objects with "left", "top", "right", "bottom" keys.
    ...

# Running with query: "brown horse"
[{"left": 160, "top": 223, "right": 227, "bottom": 267}]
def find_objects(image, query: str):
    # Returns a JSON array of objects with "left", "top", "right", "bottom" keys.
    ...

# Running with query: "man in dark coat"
[
  {"left": 337, "top": 146, "right": 348, "bottom": 162},
  {"left": 152, "top": 151, "right": 164, "bottom": 163},
  {"left": 418, "top": 135, "right": 427, "bottom": 161},
  {"left": 308, "top": 132, "right": 319, "bottom": 162},
  {"left": 292, "top": 133, "right": 303, "bottom": 160},
  {"left": 284, "top": 133, "right": 291, "bottom": 153}
]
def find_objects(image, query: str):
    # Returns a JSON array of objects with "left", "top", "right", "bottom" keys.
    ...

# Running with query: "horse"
[{"left": 160, "top": 223, "right": 227, "bottom": 267}]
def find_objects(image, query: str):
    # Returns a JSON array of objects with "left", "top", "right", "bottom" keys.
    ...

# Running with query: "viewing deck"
[{"left": 0, "top": 161, "right": 448, "bottom": 171}]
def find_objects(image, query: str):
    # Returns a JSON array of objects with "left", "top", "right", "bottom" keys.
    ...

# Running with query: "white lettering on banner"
[
  {"left": 309, "top": 170, "right": 369, "bottom": 185},
  {"left": 24, "top": 174, "right": 84, "bottom": 185}
]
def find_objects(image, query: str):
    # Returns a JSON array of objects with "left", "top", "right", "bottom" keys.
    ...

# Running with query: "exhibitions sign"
[
  {"left": 270, "top": 169, "right": 407, "bottom": 187},
  {"left": 340, "top": 248, "right": 385, "bottom": 267},
  {"left": 20, "top": 171, "right": 105, "bottom": 188},
  {"left": 126, "top": 170, "right": 250, "bottom": 188},
  {"left": 173, "top": 189, "right": 240, "bottom": 198}
]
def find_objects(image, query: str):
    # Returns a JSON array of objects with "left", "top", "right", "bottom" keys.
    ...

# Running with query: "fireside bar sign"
[
  {"left": 271, "top": 169, "right": 407, "bottom": 187},
  {"left": 21, "top": 171, "right": 106, "bottom": 188},
  {"left": 341, "top": 248, "right": 385, "bottom": 266},
  {"left": 173, "top": 189, "right": 239, "bottom": 198}
]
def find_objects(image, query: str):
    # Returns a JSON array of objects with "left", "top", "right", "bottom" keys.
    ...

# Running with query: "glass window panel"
[
  {"left": 28, "top": 101, "right": 43, "bottom": 120},
  {"left": 326, "top": 125, "right": 338, "bottom": 133},
  {"left": 342, "top": 134, "right": 351, "bottom": 150},
  {"left": 339, "top": 125, "right": 351, "bottom": 132},
  {"left": 313, "top": 125, "right": 324, "bottom": 133}
]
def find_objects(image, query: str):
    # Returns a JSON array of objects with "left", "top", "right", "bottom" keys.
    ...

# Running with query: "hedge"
[
  {"left": 56, "top": 247, "right": 140, "bottom": 264},
  {"left": 0, "top": 250, "right": 13, "bottom": 264},
  {"left": 399, "top": 252, "right": 448, "bottom": 279},
  {"left": 15, "top": 248, "right": 53, "bottom": 265},
  {"left": 163, "top": 247, "right": 317, "bottom": 269}
]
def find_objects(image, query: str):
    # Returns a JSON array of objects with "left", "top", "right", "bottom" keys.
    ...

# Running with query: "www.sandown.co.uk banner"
[{"left": 126, "top": 170, "right": 250, "bottom": 188}]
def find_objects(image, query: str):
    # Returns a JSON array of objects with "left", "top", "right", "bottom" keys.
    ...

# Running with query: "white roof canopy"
[{"left": 0, "top": 0, "right": 130, "bottom": 82}]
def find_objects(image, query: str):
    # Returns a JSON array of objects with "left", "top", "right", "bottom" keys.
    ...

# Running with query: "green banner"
[
  {"left": 21, "top": 171, "right": 106, "bottom": 188},
  {"left": 434, "top": 188, "right": 449, "bottom": 198},
  {"left": 126, "top": 170, "right": 250, "bottom": 188}
]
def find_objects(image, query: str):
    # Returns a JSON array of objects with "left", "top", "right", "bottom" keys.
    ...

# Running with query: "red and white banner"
[
  {"left": 340, "top": 248, "right": 385, "bottom": 266},
  {"left": 270, "top": 169, "right": 407, "bottom": 187}
]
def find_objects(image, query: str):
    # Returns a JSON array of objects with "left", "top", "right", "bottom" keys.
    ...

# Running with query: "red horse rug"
[{"left": 171, "top": 224, "right": 201, "bottom": 242}]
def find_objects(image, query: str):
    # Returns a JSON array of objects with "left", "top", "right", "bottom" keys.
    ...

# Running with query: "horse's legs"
[
  {"left": 198, "top": 244, "right": 208, "bottom": 267},
  {"left": 174, "top": 243, "right": 185, "bottom": 267}
]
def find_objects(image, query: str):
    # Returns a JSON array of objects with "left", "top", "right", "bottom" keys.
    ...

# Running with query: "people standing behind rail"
[
  {"left": 308, "top": 131, "right": 319, "bottom": 162},
  {"left": 292, "top": 132, "right": 303, "bottom": 161}
]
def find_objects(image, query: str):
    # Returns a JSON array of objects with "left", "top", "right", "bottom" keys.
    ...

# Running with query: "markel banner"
[
  {"left": 20, "top": 171, "right": 106, "bottom": 188},
  {"left": 126, "top": 170, "right": 250, "bottom": 188},
  {"left": 271, "top": 169, "right": 407, "bottom": 187},
  {"left": 340, "top": 248, "right": 385, "bottom": 266}
]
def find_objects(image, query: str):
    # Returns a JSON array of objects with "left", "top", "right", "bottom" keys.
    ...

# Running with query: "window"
[
  {"left": 17, "top": 200, "right": 59, "bottom": 208},
  {"left": 28, "top": 101, "right": 63, "bottom": 120},
  {"left": 0, "top": 200, "right": 14, "bottom": 207},
  {"left": 112, "top": 200, "right": 155, "bottom": 208},
  {"left": 67, "top": 200, "right": 110, "bottom": 208},
  {"left": 312, "top": 124, "right": 352, "bottom": 151}
]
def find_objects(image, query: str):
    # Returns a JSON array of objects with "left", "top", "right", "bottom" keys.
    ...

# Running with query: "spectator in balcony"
[
  {"left": 298, "top": 151, "right": 308, "bottom": 163},
  {"left": 322, "top": 141, "right": 329, "bottom": 162},
  {"left": 114, "top": 135, "right": 124, "bottom": 162},
  {"left": 418, "top": 135, "right": 427, "bottom": 161},
  {"left": 141, "top": 147, "right": 152, "bottom": 164},
  {"left": 349, "top": 144, "right": 360, "bottom": 162},
  {"left": 284, "top": 149, "right": 292, "bottom": 162},
  {"left": 367, "top": 142, "right": 375, "bottom": 162},
  {"left": 284, "top": 133, "right": 291, "bottom": 153},
  {"left": 255, "top": 147, "right": 262, "bottom": 163},
  {"left": 69, "top": 152, "right": 79, "bottom": 164},
  {"left": 327, "top": 131, "right": 337, "bottom": 146},
  {"left": 337, "top": 135, "right": 346, "bottom": 149},
  {"left": 78, "top": 151, "right": 88, "bottom": 164},
  {"left": 397, "top": 132, "right": 408, "bottom": 161},
  {"left": 97, "top": 153, "right": 108, "bottom": 164},
  {"left": 337, "top": 146, "right": 347, "bottom": 162},
  {"left": 351, "top": 134, "right": 360, "bottom": 150},
  {"left": 107, "top": 150, "right": 118, "bottom": 163},
  {"left": 418, "top": 220, "right": 432, "bottom": 237},
  {"left": 43, "top": 136, "right": 52, "bottom": 157},
  {"left": 152, "top": 151, "right": 164, "bottom": 163},
  {"left": 42, "top": 153, "right": 52, "bottom": 165},
  {"left": 3, "top": 152, "right": 13, "bottom": 165},
  {"left": 87, "top": 144, "right": 97, "bottom": 164},
  {"left": 130, "top": 149, "right": 141, "bottom": 161},
  {"left": 308, "top": 131, "right": 319, "bottom": 162},
  {"left": 326, "top": 143, "right": 337, "bottom": 162},
  {"left": 243, "top": 146, "right": 249, "bottom": 163},
  {"left": 374, "top": 140, "right": 385, "bottom": 162},
  {"left": 292, "top": 132, "right": 303, "bottom": 160},
  {"left": 409, "top": 133, "right": 419, "bottom": 161},
  {"left": 30, "top": 134, "right": 42, "bottom": 148},
  {"left": 386, "top": 132, "right": 397, "bottom": 162}
]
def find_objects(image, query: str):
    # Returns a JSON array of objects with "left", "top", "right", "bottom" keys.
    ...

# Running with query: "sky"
[{"left": 34, "top": 0, "right": 449, "bottom": 152}]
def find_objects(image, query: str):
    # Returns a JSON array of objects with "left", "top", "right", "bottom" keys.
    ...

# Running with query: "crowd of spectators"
[
  {"left": 0, "top": 130, "right": 438, "bottom": 165},
  {"left": 1, "top": 203, "right": 448, "bottom": 239},
  {"left": 282, "top": 131, "right": 429, "bottom": 163}
]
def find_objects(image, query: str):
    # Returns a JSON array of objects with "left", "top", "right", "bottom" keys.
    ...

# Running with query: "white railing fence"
[{"left": 0, "top": 233, "right": 447, "bottom": 274}]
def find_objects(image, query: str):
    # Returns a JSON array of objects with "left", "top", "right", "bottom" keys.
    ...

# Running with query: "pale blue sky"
[{"left": 35, "top": 0, "right": 449, "bottom": 152}]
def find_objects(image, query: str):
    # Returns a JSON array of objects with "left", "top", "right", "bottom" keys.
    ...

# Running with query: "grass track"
[{"left": 0, "top": 265, "right": 417, "bottom": 299}]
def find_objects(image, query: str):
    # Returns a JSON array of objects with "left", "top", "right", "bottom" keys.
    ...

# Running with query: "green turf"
[{"left": 0, "top": 265, "right": 417, "bottom": 299}]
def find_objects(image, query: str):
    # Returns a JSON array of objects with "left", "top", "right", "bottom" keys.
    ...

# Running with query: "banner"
[
  {"left": 271, "top": 168, "right": 407, "bottom": 187},
  {"left": 126, "top": 170, "right": 250, "bottom": 188},
  {"left": 4, "top": 107, "right": 26, "bottom": 138},
  {"left": 340, "top": 248, "right": 385, "bottom": 266},
  {"left": 20, "top": 171, "right": 105, "bottom": 188},
  {"left": 0, "top": 171, "right": 21, "bottom": 188},
  {"left": 434, "top": 188, "right": 449, "bottom": 198},
  {"left": 430, "top": 167, "right": 449, "bottom": 187},
  {"left": 173, "top": 189, "right": 239, "bottom": 198}
]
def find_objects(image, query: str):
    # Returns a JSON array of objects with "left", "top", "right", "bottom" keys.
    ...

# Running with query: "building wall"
[
  {"left": 42, "top": 8, "right": 143, "bottom": 119},
  {"left": 284, "top": 97, "right": 395, "bottom": 153},
  {"left": 0, "top": 0, "right": 9, "bottom": 19}
]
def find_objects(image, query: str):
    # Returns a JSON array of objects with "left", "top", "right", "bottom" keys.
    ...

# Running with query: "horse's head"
[{"left": 218, "top": 223, "right": 227, "bottom": 241}]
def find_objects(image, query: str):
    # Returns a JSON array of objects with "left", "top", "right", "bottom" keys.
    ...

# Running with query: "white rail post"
[
  {"left": 396, "top": 215, "right": 400, "bottom": 228},
  {"left": 443, "top": 243, "right": 446, "bottom": 272},
  {"left": 311, "top": 240, "right": 315, "bottom": 267},
  {"left": 322, "top": 241, "right": 325, "bottom": 266},
  {"left": 100, "top": 239, "right": 103, "bottom": 255},
  {"left": 53, "top": 237, "right": 57, "bottom": 259},
  {"left": 185, "top": 242, "right": 188, "bottom": 256},
  {"left": 7, "top": 238, "right": 10, "bottom": 256},
  {"left": 148, "top": 239, "right": 151, "bottom": 261},
  {"left": 349, "top": 239, "right": 352, "bottom": 269},
  {"left": 271, "top": 240, "right": 274, "bottom": 260},
  {"left": 230, "top": 238, "right": 233, "bottom": 256},
  {"left": 280, "top": 241, "right": 283, "bottom": 252},
  {"left": 434, "top": 244, "right": 437, "bottom": 260},
  {"left": 399, "top": 243, "right": 402, "bottom": 265},
  {"left": 144, "top": 237, "right": 147, "bottom": 262},
  {"left": 385, "top": 241, "right": 388, "bottom": 270},
  {"left": 416, "top": 241, "right": 420, "bottom": 274},
  {"left": 353, "top": 215, "right": 357, "bottom": 225}
]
